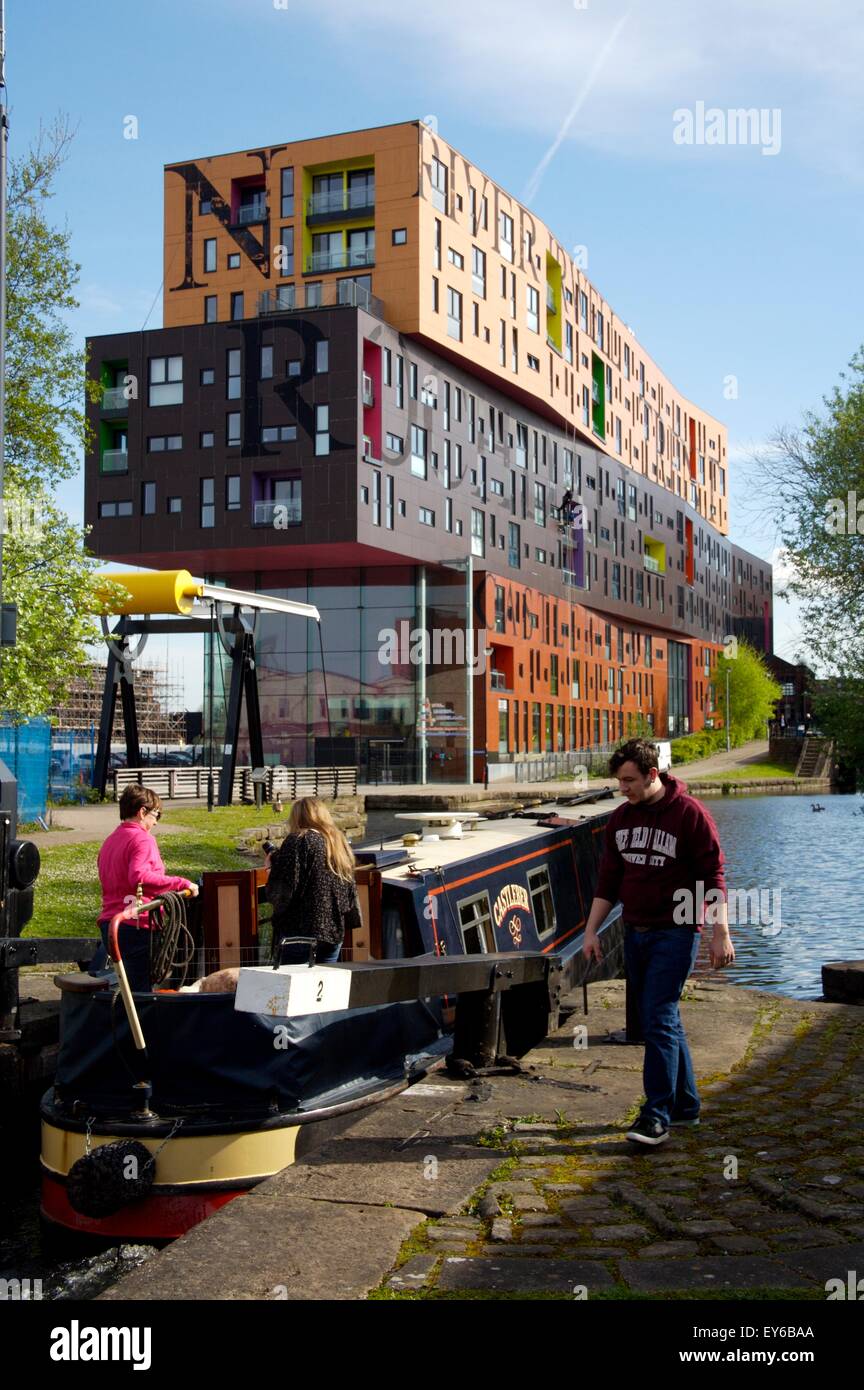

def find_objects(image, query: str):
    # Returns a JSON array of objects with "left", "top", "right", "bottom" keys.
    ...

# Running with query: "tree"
[
  {"left": 0, "top": 118, "right": 110, "bottom": 718},
  {"left": 715, "top": 640, "right": 782, "bottom": 744},
  {"left": 750, "top": 348, "right": 864, "bottom": 770}
]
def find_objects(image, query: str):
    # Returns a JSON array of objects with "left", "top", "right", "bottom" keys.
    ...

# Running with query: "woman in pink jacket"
[{"left": 90, "top": 784, "right": 198, "bottom": 990}]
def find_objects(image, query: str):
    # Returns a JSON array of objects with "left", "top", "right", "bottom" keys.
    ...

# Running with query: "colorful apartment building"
[{"left": 86, "top": 119, "right": 772, "bottom": 782}]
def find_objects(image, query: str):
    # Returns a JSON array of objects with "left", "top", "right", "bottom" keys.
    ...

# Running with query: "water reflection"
[{"left": 691, "top": 792, "right": 864, "bottom": 999}]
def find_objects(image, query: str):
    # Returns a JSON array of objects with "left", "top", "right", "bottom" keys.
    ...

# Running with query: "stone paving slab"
[
  {"left": 436, "top": 1256, "right": 616, "bottom": 1293},
  {"left": 619, "top": 1254, "right": 818, "bottom": 1293}
]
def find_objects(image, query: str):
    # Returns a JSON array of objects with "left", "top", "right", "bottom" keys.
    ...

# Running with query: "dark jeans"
[
  {"left": 624, "top": 926, "right": 700, "bottom": 1127},
  {"left": 275, "top": 939, "right": 342, "bottom": 966},
  {"left": 88, "top": 922, "right": 153, "bottom": 992}
]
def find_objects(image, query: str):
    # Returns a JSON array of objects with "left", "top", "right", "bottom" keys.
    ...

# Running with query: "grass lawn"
[
  {"left": 25, "top": 805, "right": 281, "bottom": 939},
  {"left": 688, "top": 762, "right": 796, "bottom": 781}
]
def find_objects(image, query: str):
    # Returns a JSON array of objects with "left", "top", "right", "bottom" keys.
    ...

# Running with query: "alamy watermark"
[
  {"left": 672, "top": 882, "right": 782, "bottom": 935},
  {"left": 378, "top": 622, "right": 492, "bottom": 676},
  {"left": 673, "top": 102, "right": 781, "bottom": 157}
]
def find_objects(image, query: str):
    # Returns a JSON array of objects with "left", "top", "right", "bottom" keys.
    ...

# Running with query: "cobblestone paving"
[{"left": 380, "top": 989, "right": 864, "bottom": 1298}]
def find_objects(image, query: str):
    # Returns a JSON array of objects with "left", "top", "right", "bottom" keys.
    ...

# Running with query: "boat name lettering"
[{"left": 493, "top": 883, "right": 531, "bottom": 927}]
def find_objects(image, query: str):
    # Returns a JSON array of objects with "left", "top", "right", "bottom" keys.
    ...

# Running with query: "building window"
[
  {"left": 200, "top": 431, "right": 214, "bottom": 448},
  {"left": 430, "top": 157, "right": 448, "bottom": 213},
  {"left": 386, "top": 432, "right": 404, "bottom": 454},
  {"left": 471, "top": 507, "right": 485, "bottom": 557},
  {"left": 147, "top": 435, "right": 182, "bottom": 452},
  {"left": 167, "top": 497, "right": 182, "bottom": 514},
  {"left": 565, "top": 320, "right": 573, "bottom": 363},
  {"left": 419, "top": 507, "right": 435, "bottom": 526},
  {"left": 392, "top": 227, "right": 407, "bottom": 245},
  {"left": 204, "top": 238, "right": 216, "bottom": 273},
  {"left": 276, "top": 225, "right": 294, "bottom": 277},
  {"left": 410, "top": 423, "right": 427, "bottom": 478},
  {"left": 231, "top": 292, "right": 244, "bottom": 320},
  {"left": 200, "top": 368, "right": 214, "bottom": 386},
  {"left": 226, "top": 348, "right": 241, "bottom": 399},
  {"left": 260, "top": 345, "right": 273, "bottom": 380},
  {"left": 385, "top": 474, "right": 394, "bottom": 530},
  {"left": 200, "top": 478, "right": 215, "bottom": 529},
  {"left": 141, "top": 482, "right": 156, "bottom": 515},
  {"left": 371, "top": 469, "right": 381, "bottom": 526},
  {"left": 315, "top": 340, "right": 329, "bottom": 373},
  {"left": 498, "top": 211, "right": 514, "bottom": 261},
  {"left": 527, "top": 354, "right": 540, "bottom": 371},
  {"left": 261, "top": 425, "right": 297, "bottom": 443},
  {"left": 149, "top": 355, "right": 183, "bottom": 406},
  {"left": 579, "top": 290, "right": 588, "bottom": 331},
  {"left": 315, "top": 405, "right": 330, "bottom": 456},
  {"left": 226, "top": 476, "right": 241, "bottom": 511},
  {"left": 204, "top": 294, "right": 217, "bottom": 323},
  {"left": 526, "top": 284, "right": 539, "bottom": 333},
  {"left": 226, "top": 412, "right": 241, "bottom": 446},
  {"left": 98, "top": 500, "right": 133, "bottom": 518},
  {"left": 447, "top": 247, "right": 464, "bottom": 269},
  {"left": 447, "top": 286, "right": 462, "bottom": 340},
  {"left": 432, "top": 276, "right": 439, "bottom": 312},
  {"left": 472, "top": 246, "right": 486, "bottom": 297},
  {"left": 278, "top": 166, "right": 294, "bottom": 217},
  {"left": 227, "top": 252, "right": 240, "bottom": 269},
  {"left": 395, "top": 354, "right": 404, "bottom": 409}
]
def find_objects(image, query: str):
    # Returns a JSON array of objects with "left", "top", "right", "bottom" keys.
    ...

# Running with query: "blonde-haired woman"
[{"left": 264, "top": 797, "right": 358, "bottom": 964}]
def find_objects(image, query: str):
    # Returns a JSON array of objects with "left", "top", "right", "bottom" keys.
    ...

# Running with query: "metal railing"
[
  {"left": 643, "top": 553, "right": 661, "bottom": 574},
  {"left": 112, "top": 765, "right": 358, "bottom": 802},
  {"left": 100, "top": 449, "right": 128, "bottom": 473},
  {"left": 101, "top": 386, "right": 128, "bottom": 411},
  {"left": 258, "top": 280, "right": 385, "bottom": 319},
  {"left": 306, "top": 188, "right": 375, "bottom": 218},
  {"left": 253, "top": 500, "right": 301, "bottom": 527},
  {"left": 236, "top": 202, "right": 267, "bottom": 225},
  {"left": 304, "top": 246, "right": 375, "bottom": 274}
]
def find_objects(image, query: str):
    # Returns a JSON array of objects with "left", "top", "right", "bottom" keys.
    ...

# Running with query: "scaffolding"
[{"left": 51, "top": 662, "right": 187, "bottom": 745}]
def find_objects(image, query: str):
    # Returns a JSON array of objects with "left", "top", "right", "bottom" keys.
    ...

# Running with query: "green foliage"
[
  {"left": 670, "top": 729, "right": 727, "bottom": 764},
  {"left": 0, "top": 119, "right": 121, "bottom": 718},
  {"left": 754, "top": 348, "right": 864, "bottom": 770},
  {"left": 715, "top": 640, "right": 782, "bottom": 742}
]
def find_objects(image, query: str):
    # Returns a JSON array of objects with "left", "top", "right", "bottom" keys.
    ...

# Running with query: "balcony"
[
  {"left": 304, "top": 246, "right": 375, "bottom": 275},
  {"left": 490, "top": 670, "right": 511, "bottom": 691},
  {"left": 100, "top": 449, "right": 128, "bottom": 474},
  {"left": 306, "top": 187, "right": 376, "bottom": 224},
  {"left": 101, "top": 386, "right": 128, "bottom": 412},
  {"left": 253, "top": 500, "right": 301, "bottom": 527},
  {"left": 546, "top": 284, "right": 557, "bottom": 312},
  {"left": 643, "top": 553, "right": 661, "bottom": 575},
  {"left": 234, "top": 200, "right": 267, "bottom": 227},
  {"left": 362, "top": 373, "right": 374, "bottom": 407},
  {"left": 258, "top": 280, "right": 385, "bottom": 320}
]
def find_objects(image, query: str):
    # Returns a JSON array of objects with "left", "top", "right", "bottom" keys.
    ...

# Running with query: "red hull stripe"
[{"left": 40, "top": 1174, "right": 241, "bottom": 1240}]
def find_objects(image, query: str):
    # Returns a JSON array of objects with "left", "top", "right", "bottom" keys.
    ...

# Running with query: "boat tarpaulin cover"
[{"left": 55, "top": 990, "right": 443, "bottom": 1115}]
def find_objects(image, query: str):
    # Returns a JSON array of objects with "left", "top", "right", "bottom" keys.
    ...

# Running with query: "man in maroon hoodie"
[{"left": 582, "top": 738, "right": 735, "bottom": 1145}]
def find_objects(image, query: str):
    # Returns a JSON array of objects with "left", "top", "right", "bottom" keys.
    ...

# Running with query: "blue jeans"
[
  {"left": 88, "top": 921, "right": 153, "bottom": 992},
  {"left": 624, "top": 927, "right": 700, "bottom": 1127},
  {"left": 275, "top": 939, "right": 342, "bottom": 966}
]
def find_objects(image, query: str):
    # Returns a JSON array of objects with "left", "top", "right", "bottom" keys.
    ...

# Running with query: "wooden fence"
[{"left": 112, "top": 766, "right": 358, "bottom": 802}]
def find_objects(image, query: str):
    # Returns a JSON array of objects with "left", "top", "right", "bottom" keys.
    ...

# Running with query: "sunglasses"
[{"left": 147, "top": 808, "right": 162, "bottom": 821}]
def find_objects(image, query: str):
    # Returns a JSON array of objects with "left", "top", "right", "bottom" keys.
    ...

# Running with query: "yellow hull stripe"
[{"left": 41, "top": 1119, "right": 298, "bottom": 1187}]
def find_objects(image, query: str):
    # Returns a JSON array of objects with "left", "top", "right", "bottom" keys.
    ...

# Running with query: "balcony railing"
[
  {"left": 253, "top": 500, "right": 301, "bottom": 527},
  {"left": 258, "top": 280, "right": 385, "bottom": 319},
  {"left": 101, "top": 449, "right": 128, "bottom": 474},
  {"left": 362, "top": 373, "right": 374, "bottom": 407},
  {"left": 304, "top": 246, "right": 375, "bottom": 274},
  {"left": 643, "top": 553, "right": 662, "bottom": 574},
  {"left": 306, "top": 188, "right": 375, "bottom": 220},
  {"left": 490, "top": 670, "right": 510, "bottom": 691},
  {"left": 235, "top": 201, "right": 267, "bottom": 226},
  {"left": 546, "top": 285, "right": 557, "bottom": 312},
  {"left": 101, "top": 386, "right": 128, "bottom": 412}
]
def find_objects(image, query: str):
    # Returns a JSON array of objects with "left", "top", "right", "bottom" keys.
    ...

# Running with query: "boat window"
[
  {"left": 527, "top": 866, "right": 556, "bottom": 939},
  {"left": 457, "top": 893, "right": 494, "bottom": 954}
]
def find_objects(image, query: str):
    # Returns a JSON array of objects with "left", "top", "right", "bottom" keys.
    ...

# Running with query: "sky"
[{"left": 11, "top": 0, "right": 864, "bottom": 704}]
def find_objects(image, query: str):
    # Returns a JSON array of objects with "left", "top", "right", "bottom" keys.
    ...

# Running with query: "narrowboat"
[{"left": 39, "top": 790, "right": 624, "bottom": 1241}]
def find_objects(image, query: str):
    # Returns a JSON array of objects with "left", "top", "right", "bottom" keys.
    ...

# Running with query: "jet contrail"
[{"left": 523, "top": 6, "right": 635, "bottom": 204}]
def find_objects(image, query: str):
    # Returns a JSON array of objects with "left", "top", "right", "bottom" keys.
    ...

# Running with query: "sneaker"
[
  {"left": 625, "top": 1115, "right": 669, "bottom": 1146},
  {"left": 669, "top": 1115, "right": 700, "bottom": 1128}
]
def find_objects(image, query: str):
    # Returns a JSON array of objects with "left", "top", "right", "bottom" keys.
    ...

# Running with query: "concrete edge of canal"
[{"left": 98, "top": 977, "right": 864, "bottom": 1302}]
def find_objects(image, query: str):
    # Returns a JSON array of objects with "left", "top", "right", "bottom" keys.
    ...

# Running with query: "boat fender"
[{"left": 66, "top": 1140, "right": 155, "bottom": 1217}]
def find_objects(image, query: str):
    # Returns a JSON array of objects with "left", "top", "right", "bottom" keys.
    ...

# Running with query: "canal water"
[{"left": 692, "top": 790, "right": 864, "bottom": 999}]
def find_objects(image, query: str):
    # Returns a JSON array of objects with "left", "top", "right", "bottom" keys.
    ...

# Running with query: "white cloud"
[{"left": 282, "top": 0, "right": 864, "bottom": 179}]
